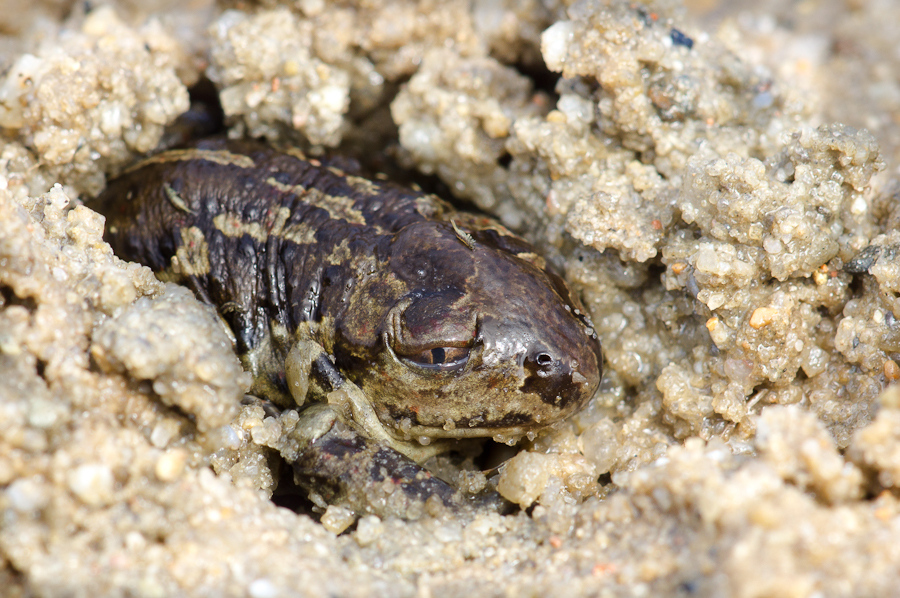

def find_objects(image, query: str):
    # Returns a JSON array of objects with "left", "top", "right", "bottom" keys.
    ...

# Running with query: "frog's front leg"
[
  {"left": 284, "top": 340, "right": 453, "bottom": 463},
  {"left": 282, "top": 340, "right": 503, "bottom": 518}
]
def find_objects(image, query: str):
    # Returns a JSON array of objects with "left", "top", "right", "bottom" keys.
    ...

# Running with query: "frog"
[{"left": 92, "top": 138, "right": 602, "bottom": 518}]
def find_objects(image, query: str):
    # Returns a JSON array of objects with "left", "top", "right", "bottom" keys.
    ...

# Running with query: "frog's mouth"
[
  {"left": 378, "top": 403, "right": 545, "bottom": 442},
  {"left": 390, "top": 423, "right": 533, "bottom": 444}
]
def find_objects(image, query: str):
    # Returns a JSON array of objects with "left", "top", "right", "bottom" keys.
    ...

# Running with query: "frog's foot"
[
  {"left": 286, "top": 404, "right": 508, "bottom": 520},
  {"left": 285, "top": 339, "right": 455, "bottom": 463}
]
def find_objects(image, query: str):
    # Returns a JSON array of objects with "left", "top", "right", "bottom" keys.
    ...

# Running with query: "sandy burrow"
[{"left": 2, "top": 1, "right": 900, "bottom": 596}]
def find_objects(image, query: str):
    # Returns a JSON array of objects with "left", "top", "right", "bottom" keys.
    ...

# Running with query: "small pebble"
[
  {"left": 497, "top": 451, "right": 551, "bottom": 507},
  {"left": 155, "top": 448, "right": 188, "bottom": 482},
  {"left": 354, "top": 515, "right": 384, "bottom": 547},
  {"left": 884, "top": 360, "right": 900, "bottom": 382},
  {"left": 248, "top": 578, "right": 279, "bottom": 598},
  {"left": 749, "top": 307, "right": 779, "bottom": 329},
  {"left": 321, "top": 505, "right": 356, "bottom": 534},
  {"left": 67, "top": 463, "right": 115, "bottom": 506},
  {"left": 669, "top": 28, "right": 694, "bottom": 49},
  {"left": 7, "top": 477, "right": 49, "bottom": 512}
]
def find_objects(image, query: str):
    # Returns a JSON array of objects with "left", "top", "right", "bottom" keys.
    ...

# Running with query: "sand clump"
[{"left": 3, "top": 1, "right": 900, "bottom": 596}]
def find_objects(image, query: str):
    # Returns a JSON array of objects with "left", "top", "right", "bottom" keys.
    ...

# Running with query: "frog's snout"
[{"left": 520, "top": 346, "right": 588, "bottom": 410}]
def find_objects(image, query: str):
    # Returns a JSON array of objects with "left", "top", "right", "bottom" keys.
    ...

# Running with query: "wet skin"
[{"left": 93, "top": 138, "right": 602, "bottom": 514}]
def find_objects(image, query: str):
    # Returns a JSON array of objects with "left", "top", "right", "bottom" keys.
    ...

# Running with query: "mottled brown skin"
[{"left": 94, "top": 138, "right": 602, "bottom": 455}]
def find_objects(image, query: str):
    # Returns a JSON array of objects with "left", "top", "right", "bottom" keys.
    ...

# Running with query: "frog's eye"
[
  {"left": 398, "top": 346, "right": 470, "bottom": 371},
  {"left": 393, "top": 288, "right": 476, "bottom": 371}
]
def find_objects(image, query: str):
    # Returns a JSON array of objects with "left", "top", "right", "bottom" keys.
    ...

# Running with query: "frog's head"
[{"left": 335, "top": 220, "right": 602, "bottom": 442}]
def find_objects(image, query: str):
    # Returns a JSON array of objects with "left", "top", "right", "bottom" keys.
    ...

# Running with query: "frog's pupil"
[{"left": 431, "top": 347, "right": 446, "bottom": 364}]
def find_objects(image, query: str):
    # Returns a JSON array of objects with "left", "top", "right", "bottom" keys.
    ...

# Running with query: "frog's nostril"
[
  {"left": 535, "top": 352, "right": 553, "bottom": 367},
  {"left": 521, "top": 350, "right": 581, "bottom": 409},
  {"left": 525, "top": 350, "right": 557, "bottom": 378}
]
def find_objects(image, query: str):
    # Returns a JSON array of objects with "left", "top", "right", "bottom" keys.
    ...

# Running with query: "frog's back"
[{"left": 95, "top": 139, "right": 452, "bottom": 399}]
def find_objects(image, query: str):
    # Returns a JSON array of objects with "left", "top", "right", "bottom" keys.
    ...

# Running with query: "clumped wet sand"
[{"left": 2, "top": 1, "right": 900, "bottom": 596}]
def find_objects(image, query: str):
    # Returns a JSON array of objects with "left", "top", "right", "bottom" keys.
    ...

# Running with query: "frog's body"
[{"left": 94, "top": 139, "right": 602, "bottom": 514}]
